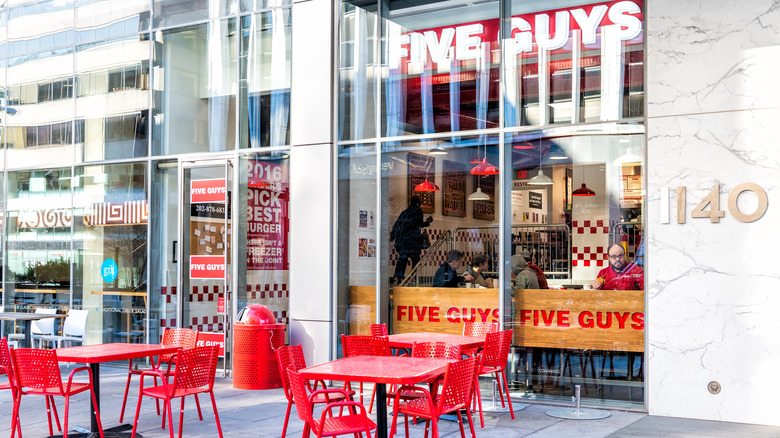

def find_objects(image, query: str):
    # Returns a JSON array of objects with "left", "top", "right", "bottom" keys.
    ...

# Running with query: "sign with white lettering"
[
  {"left": 196, "top": 332, "right": 225, "bottom": 356},
  {"left": 190, "top": 255, "right": 226, "bottom": 280},
  {"left": 247, "top": 160, "right": 289, "bottom": 271},
  {"left": 191, "top": 179, "right": 227, "bottom": 204}
]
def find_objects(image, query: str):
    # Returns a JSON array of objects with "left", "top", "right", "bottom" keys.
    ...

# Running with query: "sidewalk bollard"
[{"left": 546, "top": 385, "right": 611, "bottom": 420}]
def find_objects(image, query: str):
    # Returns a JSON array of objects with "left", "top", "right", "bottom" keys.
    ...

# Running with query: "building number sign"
[{"left": 661, "top": 183, "right": 768, "bottom": 224}]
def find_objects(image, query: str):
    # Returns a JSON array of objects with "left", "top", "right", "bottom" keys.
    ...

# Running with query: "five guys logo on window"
[{"left": 390, "top": 0, "right": 643, "bottom": 68}]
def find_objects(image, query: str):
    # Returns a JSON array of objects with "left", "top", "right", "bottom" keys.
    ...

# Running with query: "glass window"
[
  {"left": 236, "top": 152, "right": 291, "bottom": 334},
  {"left": 504, "top": 0, "right": 644, "bottom": 127},
  {"left": 7, "top": 1, "right": 75, "bottom": 55},
  {"left": 152, "top": 20, "right": 237, "bottom": 155},
  {"left": 337, "top": 2, "right": 378, "bottom": 141},
  {"left": 239, "top": 9, "right": 291, "bottom": 149},
  {"left": 73, "top": 163, "right": 149, "bottom": 344},
  {"left": 75, "top": 0, "right": 151, "bottom": 42},
  {"left": 240, "top": 0, "right": 291, "bottom": 13},
  {"left": 503, "top": 124, "right": 645, "bottom": 407},
  {"left": 5, "top": 169, "right": 73, "bottom": 316},
  {"left": 6, "top": 47, "right": 76, "bottom": 169},
  {"left": 75, "top": 34, "right": 150, "bottom": 161},
  {"left": 336, "top": 142, "right": 378, "bottom": 348},
  {"left": 152, "top": 0, "right": 236, "bottom": 29},
  {"left": 381, "top": 1, "right": 500, "bottom": 136}
]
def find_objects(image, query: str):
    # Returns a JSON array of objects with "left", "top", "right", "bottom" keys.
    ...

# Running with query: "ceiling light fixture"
[
  {"left": 572, "top": 164, "right": 596, "bottom": 197},
  {"left": 529, "top": 135, "right": 553, "bottom": 185},
  {"left": 470, "top": 136, "right": 499, "bottom": 175}
]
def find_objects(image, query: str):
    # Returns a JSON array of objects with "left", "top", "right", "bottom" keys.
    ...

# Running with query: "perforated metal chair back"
[
  {"left": 481, "top": 329, "right": 513, "bottom": 370},
  {"left": 11, "top": 348, "right": 64, "bottom": 395},
  {"left": 462, "top": 321, "right": 499, "bottom": 337},
  {"left": 287, "top": 368, "right": 314, "bottom": 422},
  {"left": 160, "top": 328, "right": 199, "bottom": 363},
  {"left": 276, "top": 344, "right": 307, "bottom": 403},
  {"left": 341, "top": 334, "right": 391, "bottom": 357},
  {"left": 438, "top": 356, "right": 478, "bottom": 414},
  {"left": 369, "top": 323, "right": 388, "bottom": 336},
  {"left": 411, "top": 342, "right": 462, "bottom": 360},
  {"left": 0, "top": 338, "right": 12, "bottom": 374},
  {"left": 171, "top": 345, "right": 218, "bottom": 393}
]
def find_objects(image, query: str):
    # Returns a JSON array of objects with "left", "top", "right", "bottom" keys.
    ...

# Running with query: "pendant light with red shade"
[
  {"left": 470, "top": 137, "right": 499, "bottom": 176},
  {"left": 414, "top": 143, "right": 440, "bottom": 192}
]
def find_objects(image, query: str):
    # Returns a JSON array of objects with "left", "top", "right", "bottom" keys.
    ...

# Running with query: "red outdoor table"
[
  {"left": 54, "top": 343, "right": 180, "bottom": 438},
  {"left": 388, "top": 332, "right": 485, "bottom": 352},
  {"left": 300, "top": 355, "right": 451, "bottom": 438}
]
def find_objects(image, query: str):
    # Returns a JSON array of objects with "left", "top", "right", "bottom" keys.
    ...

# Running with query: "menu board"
[
  {"left": 442, "top": 160, "right": 466, "bottom": 217},
  {"left": 473, "top": 174, "right": 495, "bottom": 220},
  {"left": 408, "top": 152, "right": 435, "bottom": 214}
]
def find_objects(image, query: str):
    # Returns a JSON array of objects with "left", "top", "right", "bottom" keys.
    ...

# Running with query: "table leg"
[
  {"left": 91, "top": 363, "right": 100, "bottom": 433},
  {"left": 23, "top": 320, "right": 32, "bottom": 348},
  {"left": 375, "top": 383, "right": 388, "bottom": 438}
]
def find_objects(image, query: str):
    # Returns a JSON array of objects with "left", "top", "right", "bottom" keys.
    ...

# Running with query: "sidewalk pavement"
[{"left": 2, "top": 365, "right": 780, "bottom": 438}]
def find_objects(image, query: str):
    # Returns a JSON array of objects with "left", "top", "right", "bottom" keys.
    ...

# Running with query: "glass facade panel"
[
  {"left": 337, "top": 2, "right": 377, "bottom": 141},
  {"left": 7, "top": 0, "right": 75, "bottom": 56},
  {"left": 6, "top": 47, "right": 76, "bottom": 168},
  {"left": 73, "top": 162, "right": 148, "bottom": 344},
  {"left": 504, "top": 0, "right": 644, "bottom": 127},
  {"left": 5, "top": 168, "right": 72, "bottom": 318},
  {"left": 148, "top": 159, "right": 178, "bottom": 345},
  {"left": 152, "top": 20, "right": 237, "bottom": 155},
  {"left": 75, "top": 34, "right": 150, "bottom": 161},
  {"left": 152, "top": 0, "right": 237, "bottom": 29},
  {"left": 75, "top": 0, "right": 151, "bottom": 42},
  {"left": 239, "top": 9, "right": 291, "bottom": 149},
  {"left": 337, "top": 0, "right": 646, "bottom": 409},
  {"left": 240, "top": 0, "right": 291, "bottom": 13},
  {"left": 336, "top": 142, "right": 378, "bottom": 350}
]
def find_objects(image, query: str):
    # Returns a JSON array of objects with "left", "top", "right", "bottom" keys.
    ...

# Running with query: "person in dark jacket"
[
  {"left": 390, "top": 196, "right": 433, "bottom": 283},
  {"left": 433, "top": 250, "right": 474, "bottom": 287}
]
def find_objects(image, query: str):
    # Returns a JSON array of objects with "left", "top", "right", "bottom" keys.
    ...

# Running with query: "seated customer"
[
  {"left": 592, "top": 244, "right": 644, "bottom": 290},
  {"left": 464, "top": 254, "right": 493, "bottom": 288},
  {"left": 511, "top": 254, "right": 540, "bottom": 289},
  {"left": 519, "top": 250, "right": 548, "bottom": 289},
  {"left": 433, "top": 250, "right": 474, "bottom": 287}
]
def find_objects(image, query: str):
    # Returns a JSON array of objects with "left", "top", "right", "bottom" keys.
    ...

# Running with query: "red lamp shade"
[
  {"left": 513, "top": 141, "right": 534, "bottom": 149},
  {"left": 242, "top": 304, "right": 276, "bottom": 324},
  {"left": 470, "top": 158, "right": 499, "bottom": 175},
  {"left": 469, "top": 155, "right": 483, "bottom": 164},
  {"left": 572, "top": 183, "right": 596, "bottom": 196},
  {"left": 414, "top": 178, "right": 440, "bottom": 192}
]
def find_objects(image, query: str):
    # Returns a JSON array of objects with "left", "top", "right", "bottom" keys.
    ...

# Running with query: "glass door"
[{"left": 179, "top": 159, "right": 234, "bottom": 375}]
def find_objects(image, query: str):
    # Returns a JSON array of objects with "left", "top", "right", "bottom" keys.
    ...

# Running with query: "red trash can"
[{"left": 232, "top": 305, "right": 285, "bottom": 390}]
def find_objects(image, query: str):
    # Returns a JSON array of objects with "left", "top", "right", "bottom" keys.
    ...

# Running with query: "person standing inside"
[
  {"left": 433, "top": 250, "right": 474, "bottom": 287},
  {"left": 592, "top": 244, "right": 644, "bottom": 290},
  {"left": 390, "top": 195, "right": 433, "bottom": 284}
]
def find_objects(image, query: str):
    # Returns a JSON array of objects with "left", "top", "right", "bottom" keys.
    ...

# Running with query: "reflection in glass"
[
  {"left": 239, "top": 10, "right": 291, "bottom": 149},
  {"left": 504, "top": 1, "right": 644, "bottom": 127},
  {"left": 240, "top": 0, "right": 291, "bottom": 13},
  {"left": 75, "top": 34, "right": 150, "bottom": 161},
  {"left": 336, "top": 143, "right": 378, "bottom": 352},
  {"left": 153, "top": 0, "right": 236, "bottom": 29},
  {"left": 337, "top": 2, "right": 377, "bottom": 141},
  {"left": 152, "top": 20, "right": 237, "bottom": 155},
  {"left": 73, "top": 163, "right": 148, "bottom": 344},
  {"left": 5, "top": 46, "right": 76, "bottom": 168},
  {"left": 75, "top": 0, "right": 151, "bottom": 42},
  {"left": 5, "top": 169, "right": 73, "bottom": 314}
]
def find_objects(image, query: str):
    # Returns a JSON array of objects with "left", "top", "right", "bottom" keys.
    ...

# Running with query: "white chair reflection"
[
  {"left": 7, "top": 308, "right": 58, "bottom": 348},
  {"left": 39, "top": 309, "right": 89, "bottom": 348}
]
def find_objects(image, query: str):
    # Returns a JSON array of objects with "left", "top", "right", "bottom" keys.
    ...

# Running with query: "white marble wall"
[{"left": 647, "top": 0, "right": 780, "bottom": 426}]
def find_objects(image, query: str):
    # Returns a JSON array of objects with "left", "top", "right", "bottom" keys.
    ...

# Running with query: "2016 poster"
[{"left": 247, "top": 160, "right": 289, "bottom": 271}]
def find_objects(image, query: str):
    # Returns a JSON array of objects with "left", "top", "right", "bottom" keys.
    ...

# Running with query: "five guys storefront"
[{"left": 336, "top": 0, "right": 647, "bottom": 409}]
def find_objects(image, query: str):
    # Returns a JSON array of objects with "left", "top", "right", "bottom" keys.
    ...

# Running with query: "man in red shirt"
[{"left": 592, "top": 244, "right": 644, "bottom": 290}]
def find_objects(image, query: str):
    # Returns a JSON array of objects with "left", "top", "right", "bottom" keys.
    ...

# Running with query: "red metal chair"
[
  {"left": 130, "top": 345, "right": 222, "bottom": 438},
  {"left": 474, "top": 329, "right": 515, "bottom": 428},
  {"left": 10, "top": 348, "right": 104, "bottom": 438},
  {"left": 276, "top": 344, "right": 355, "bottom": 438},
  {"left": 389, "top": 342, "right": 463, "bottom": 407},
  {"left": 369, "top": 323, "right": 388, "bottom": 336},
  {"left": 341, "top": 334, "right": 391, "bottom": 414},
  {"left": 287, "top": 368, "right": 376, "bottom": 438},
  {"left": 389, "top": 356, "right": 478, "bottom": 438},
  {"left": 119, "top": 327, "right": 200, "bottom": 423},
  {"left": 0, "top": 339, "right": 24, "bottom": 438},
  {"left": 462, "top": 321, "right": 499, "bottom": 357}
]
